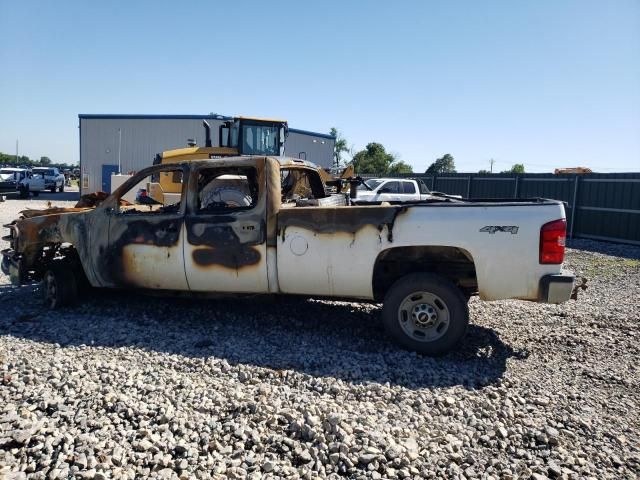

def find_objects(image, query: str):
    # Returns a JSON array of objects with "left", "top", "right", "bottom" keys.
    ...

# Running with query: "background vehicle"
[
  {"left": 355, "top": 178, "right": 432, "bottom": 204},
  {"left": 32, "top": 167, "right": 65, "bottom": 192},
  {"left": 0, "top": 168, "right": 46, "bottom": 197},
  {"left": 554, "top": 167, "right": 593, "bottom": 174},
  {"left": 2, "top": 156, "right": 578, "bottom": 356}
]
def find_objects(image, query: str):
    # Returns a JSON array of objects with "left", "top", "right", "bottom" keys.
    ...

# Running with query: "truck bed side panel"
[{"left": 277, "top": 202, "right": 566, "bottom": 301}]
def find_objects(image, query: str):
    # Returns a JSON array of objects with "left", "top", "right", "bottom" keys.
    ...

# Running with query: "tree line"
[
  {"left": 0, "top": 152, "right": 77, "bottom": 170},
  {"left": 331, "top": 129, "right": 525, "bottom": 175}
]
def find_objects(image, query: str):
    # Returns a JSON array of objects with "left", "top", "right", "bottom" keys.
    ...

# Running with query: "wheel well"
[
  {"left": 372, "top": 246, "right": 477, "bottom": 301},
  {"left": 25, "top": 243, "right": 88, "bottom": 282}
]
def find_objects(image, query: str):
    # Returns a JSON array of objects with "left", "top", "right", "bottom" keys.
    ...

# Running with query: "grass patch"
[{"left": 578, "top": 256, "right": 640, "bottom": 280}]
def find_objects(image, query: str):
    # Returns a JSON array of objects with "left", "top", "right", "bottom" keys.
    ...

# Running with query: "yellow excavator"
[
  {"left": 148, "top": 116, "right": 352, "bottom": 201},
  {"left": 152, "top": 117, "right": 288, "bottom": 194}
]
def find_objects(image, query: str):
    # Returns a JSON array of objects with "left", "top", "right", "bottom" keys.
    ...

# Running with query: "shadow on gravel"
[
  {"left": 567, "top": 238, "right": 640, "bottom": 260},
  {"left": 0, "top": 286, "right": 526, "bottom": 390}
]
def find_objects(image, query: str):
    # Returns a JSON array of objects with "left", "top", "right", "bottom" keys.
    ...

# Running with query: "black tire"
[
  {"left": 41, "top": 262, "right": 78, "bottom": 309},
  {"left": 33, "top": 190, "right": 40, "bottom": 197},
  {"left": 381, "top": 273, "right": 469, "bottom": 356},
  {"left": 58, "top": 184, "right": 64, "bottom": 192},
  {"left": 50, "top": 185, "right": 56, "bottom": 193},
  {"left": 19, "top": 186, "right": 29, "bottom": 199}
]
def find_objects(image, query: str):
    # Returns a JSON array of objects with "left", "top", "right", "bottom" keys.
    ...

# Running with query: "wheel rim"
[
  {"left": 43, "top": 271, "right": 58, "bottom": 308},
  {"left": 398, "top": 291, "right": 450, "bottom": 342}
]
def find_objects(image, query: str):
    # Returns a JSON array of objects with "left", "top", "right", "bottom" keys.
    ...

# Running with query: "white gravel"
[{"left": 1, "top": 195, "right": 639, "bottom": 479}]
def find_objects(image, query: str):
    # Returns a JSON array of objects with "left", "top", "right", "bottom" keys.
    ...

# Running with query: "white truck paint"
[{"left": 277, "top": 203, "right": 567, "bottom": 301}]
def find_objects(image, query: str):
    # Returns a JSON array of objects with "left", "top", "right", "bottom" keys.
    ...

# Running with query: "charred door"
[
  {"left": 183, "top": 163, "right": 268, "bottom": 293},
  {"left": 106, "top": 166, "right": 189, "bottom": 290}
]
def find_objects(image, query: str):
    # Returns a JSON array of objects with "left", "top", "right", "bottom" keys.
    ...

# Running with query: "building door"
[{"left": 101, "top": 164, "right": 119, "bottom": 192}]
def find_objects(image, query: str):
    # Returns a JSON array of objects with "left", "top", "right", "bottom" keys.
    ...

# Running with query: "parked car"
[
  {"left": 31, "top": 167, "right": 65, "bottom": 193},
  {"left": 354, "top": 178, "right": 433, "bottom": 204},
  {"left": 2, "top": 156, "right": 579, "bottom": 356},
  {"left": 0, "top": 168, "right": 46, "bottom": 197}
]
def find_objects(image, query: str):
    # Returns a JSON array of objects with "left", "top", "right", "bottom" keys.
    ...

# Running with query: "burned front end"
[
  {"left": 1, "top": 208, "right": 93, "bottom": 286},
  {"left": 2, "top": 221, "right": 24, "bottom": 284}
]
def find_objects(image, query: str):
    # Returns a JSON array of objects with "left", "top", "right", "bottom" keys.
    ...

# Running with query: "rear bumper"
[{"left": 538, "top": 272, "right": 575, "bottom": 304}]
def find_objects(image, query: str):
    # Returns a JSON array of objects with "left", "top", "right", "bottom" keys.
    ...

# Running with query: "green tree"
[
  {"left": 425, "top": 154, "right": 456, "bottom": 175},
  {"left": 502, "top": 163, "right": 525, "bottom": 174},
  {"left": 330, "top": 128, "right": 350, "bottom": 168},
  {"left": 388, "top": 161, "right": 413, "bottom": 174},
  {"left": 0, "top": 151, "right": 76, "bottom": 169},
  {"left": 351, "top": 142, "right": 412, "bottom": 174},
  {"left": 478, "top": 169, "right": 491, "bottom": 174}
]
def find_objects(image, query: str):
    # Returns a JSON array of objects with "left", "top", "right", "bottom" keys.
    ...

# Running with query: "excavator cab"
[
  {"left": 219, "top": 117, "right": 288, "bottom": 156},
  {"left": 153, "top": 117, "right": 288, "bottom": 197}
]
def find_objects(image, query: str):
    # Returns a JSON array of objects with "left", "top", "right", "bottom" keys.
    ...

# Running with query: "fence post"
[
  {"left": 431, "top": 176, "right": 435, "bottom": 191},
  {"left": 513, "top": 176, "right": 519, "bottom": 198},
  {"left": 569, "top": 174, "right": 579, "bottom": 239},
  {"left": 466, "top": 176, "right": 472, "bottom": 198}
]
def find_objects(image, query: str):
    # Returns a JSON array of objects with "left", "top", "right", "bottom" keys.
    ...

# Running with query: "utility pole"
[
  {"left": 490, "top": 158, "right": 495, "bottom": 173},
  {"left": 117, "top": 128, "right": 122, "bottom": 174}
]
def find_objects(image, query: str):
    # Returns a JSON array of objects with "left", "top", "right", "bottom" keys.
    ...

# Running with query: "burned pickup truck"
[{"left": 2, "top": 156, "right": 577, "bottom": 355}]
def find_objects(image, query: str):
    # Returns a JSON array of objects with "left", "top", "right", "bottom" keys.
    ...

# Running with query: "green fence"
[{"left": 360, "top": 172, "right": 640, "bottom": 245}]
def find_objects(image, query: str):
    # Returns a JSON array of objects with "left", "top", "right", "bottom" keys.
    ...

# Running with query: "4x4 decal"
[{"left": 480, "top": 225, "right": 519, "bottom": 234}]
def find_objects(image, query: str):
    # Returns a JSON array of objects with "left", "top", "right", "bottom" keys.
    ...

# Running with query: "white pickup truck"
[
  {"left": 0, "top": 168, "right": 46, "bottom": 197},
  {"left": 32, "top": 167, "right": 65, "bottom": 193},
  {"left": 1, "top": 156, "right": 579, "bottom": 355},
  {"left": 355, "top": 177, "right": 433, "bottom": 204}
]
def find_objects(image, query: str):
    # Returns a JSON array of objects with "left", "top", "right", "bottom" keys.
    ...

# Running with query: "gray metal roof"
[{"left": 78, "top": 114, "right": 336, "bottom": 140}]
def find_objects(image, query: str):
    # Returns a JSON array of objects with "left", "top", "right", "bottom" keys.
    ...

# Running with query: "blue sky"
[{"left": 0, "top": 0, "right": 638, "bottom": 172}]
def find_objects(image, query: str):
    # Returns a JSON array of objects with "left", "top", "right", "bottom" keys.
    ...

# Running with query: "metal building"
[{"left": 78, "top": 114, "right": 335, "bottom": 194}]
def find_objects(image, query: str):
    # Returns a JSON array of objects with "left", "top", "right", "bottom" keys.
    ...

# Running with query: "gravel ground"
[{"left": 1, "top": 196, "right": 639, "bottom": 479}]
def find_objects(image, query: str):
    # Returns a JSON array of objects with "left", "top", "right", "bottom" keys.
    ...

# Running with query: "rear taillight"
[{"left": 540, "top": 219, "right": 566, "bottom": 264}]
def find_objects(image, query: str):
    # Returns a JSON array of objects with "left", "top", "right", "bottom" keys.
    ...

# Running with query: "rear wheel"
[
  {"left": 19, "top": 185, "right": 29, "bottom": 199},
  {"left": 382, "top": 273, "right": 469, "bottom": 356},
  {"left": 58, "top": 183, "right": 64, "bottom": 192},
  {"left": 41, "top": 262, "right": 78, "bottom": 309},
  {"left": 50, "top": 185, "right": 56, "bottom": 193}
]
